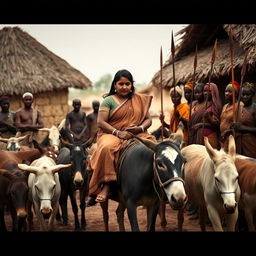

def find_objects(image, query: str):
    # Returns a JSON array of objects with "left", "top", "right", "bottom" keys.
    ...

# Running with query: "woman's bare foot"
[{"left": 96, "top": 183, "right": 110, "bottom": 202}]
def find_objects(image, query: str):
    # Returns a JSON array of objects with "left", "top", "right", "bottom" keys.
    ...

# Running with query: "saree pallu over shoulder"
[
  {"left": 98, "top": 93, "right": 153, "bottom": 136},
  {"left": 89, "top": 93, "right": 155, "bottom": 195}
]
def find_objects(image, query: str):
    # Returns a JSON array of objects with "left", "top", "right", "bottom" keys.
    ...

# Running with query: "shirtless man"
[
  {"left": 0, "top": 96, "right": 16, "bottom": 135},
  {"left": 65, "top": 99, "right": 90, "bottom": 143},
  {"left": 15, "top": 92, "right": 44, "bottom": 147},
  {"left": 86, "top": 100, "right": 100, "bottom": 142},
  {"left": 0, "top": 96, "right": 16, "bottom": 150}
]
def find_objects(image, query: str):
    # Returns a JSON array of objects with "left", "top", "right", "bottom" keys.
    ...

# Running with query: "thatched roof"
[
  {"left": 150, "top": 24, "right": 256, "bottom": 90},
  {"left": 0, "top": 26, "right": 92, "bottom": 96}
]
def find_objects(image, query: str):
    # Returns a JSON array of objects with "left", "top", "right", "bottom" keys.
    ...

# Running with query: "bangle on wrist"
[
  {"left": 112, "top": 129, "right": 117, "bottom": 135},
  {"left": 116, "top": 130, "right": 120, "bottom": 137},
  {"left": 140, "top": 125, "right": 144, "bottom": 132}
]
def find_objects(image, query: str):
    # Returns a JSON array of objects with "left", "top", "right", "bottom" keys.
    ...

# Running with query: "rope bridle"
[
  {"left": 214, "top": 179, "right": 239, "bottom": 195},
  {"left": 152, "top": 154, "right": 185, "bottom": 202}
]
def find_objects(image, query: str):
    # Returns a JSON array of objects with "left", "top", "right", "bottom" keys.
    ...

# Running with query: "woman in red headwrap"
[{"left": 220, "top": 81, "right": 242, "bottom": 152}]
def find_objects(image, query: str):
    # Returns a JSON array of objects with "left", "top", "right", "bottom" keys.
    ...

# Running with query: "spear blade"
[{"left": 211, "top": 39, "right": 218, "bottom": 64}]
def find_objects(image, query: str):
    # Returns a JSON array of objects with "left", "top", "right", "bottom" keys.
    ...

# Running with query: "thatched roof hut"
[
  {"left": 0, "top": 26, "right": 92, "bottom": 128},
  {"left": 147, "top": 24, "right": 256, "bottom": 104}
]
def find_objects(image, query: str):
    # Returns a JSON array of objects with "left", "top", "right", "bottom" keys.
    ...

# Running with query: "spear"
[
  {"left": 170, "top": 30, "right": 177, "bottom": 133},
  {"left": 160, "top": 46, "right": 164, "bottom": 141},
  {"left": 202, "top": 39, "right": 218, "bottom": 142},
  {"left": 171, "top": 30, "right": 176, "bottom": 90},
  {"left": 235, "top": 51, "right": 248, "bottom": 123},
  {"left": 189, "top": 44, "right": 198, "bottom": 122},
  {"left": 188, "top": 44, "right": 197, "bottom": 144},
  {"left": 229, "top": 28, "right": 236, "bottom": 123}
]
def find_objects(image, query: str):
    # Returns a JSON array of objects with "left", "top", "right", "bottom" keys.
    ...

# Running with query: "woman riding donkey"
[{"left": 87, "top": 69, "right": 157, "bottom": 204}]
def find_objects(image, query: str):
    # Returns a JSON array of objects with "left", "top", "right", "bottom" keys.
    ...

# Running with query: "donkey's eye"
[{"left": 157, "top": 161, "right": 166, "bottom": 170}]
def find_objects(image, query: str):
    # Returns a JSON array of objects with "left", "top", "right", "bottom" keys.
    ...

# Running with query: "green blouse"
[{"left": 99, "top": 95, "right": 121, "bottom": 117}]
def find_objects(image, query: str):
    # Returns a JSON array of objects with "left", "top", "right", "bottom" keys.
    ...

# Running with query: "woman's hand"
[
  {"left": 125, "top": 126, "right": 142, "bottom": 135},
  {"left": 117, "top": 130, "right": 134, "bottom": 140}
]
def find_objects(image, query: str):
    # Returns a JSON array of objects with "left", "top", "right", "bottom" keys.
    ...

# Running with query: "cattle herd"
[{"left": 0, "top": 125, "right": 255, "bottom": 232}]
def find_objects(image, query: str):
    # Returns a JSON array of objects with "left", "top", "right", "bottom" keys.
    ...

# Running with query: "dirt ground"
[{"left": 4, "top": 194, "right": 213, "bottom": 232}]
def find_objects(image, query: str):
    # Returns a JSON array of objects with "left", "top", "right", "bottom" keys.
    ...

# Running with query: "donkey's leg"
[
  {"left": 198, "top": 207, "right": 207, "bottom": 232},
  {"left": 0, "top": 206, "right": 7, "bottom": 232},
  {"left": 207, "top": 205, "right": 223, "bottom": 231},
  {"left": 147, "top": 202, "right": 159, "bottom": 232},
  {"left": 126, "top": 199, "right": 139, "bottom": 231},
  {"left": 79, "top": 188, "right": 87, "bottom": 229},
  {"left": 116, "top": 202, "right": 126, "bottom": 232},
  {"left": 244, "top": 208, "right": 255, "bottom": 232},
  {"left": 177, "top": 207, "right": 185, "bottom": 231},
  {"left": 59, "top": 193, "right": 68, "bottom": 225},
  {"left": 100, "top": 200, "right": 109, "bottom": 232},
  {"left": 70, "top": 191, "right": 80, "bottom": 230},
  {"left": 158, "top": 201, "right": 167, "bottom": 229}
]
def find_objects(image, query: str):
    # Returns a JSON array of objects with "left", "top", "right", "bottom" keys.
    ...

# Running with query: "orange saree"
[
  {"left": 89, "top": 93, "right": 156, "bottom": 195},
  {"left": 170, "top": 103, "right": 190, "bottom": 144}
]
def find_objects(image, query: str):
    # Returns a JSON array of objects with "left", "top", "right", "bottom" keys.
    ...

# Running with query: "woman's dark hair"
[
  {"left": 194, "top": 82, "right": 204, "bottom": 92},
  {"left": 104, "top": 69, "right": 135, "bottom": 99}
]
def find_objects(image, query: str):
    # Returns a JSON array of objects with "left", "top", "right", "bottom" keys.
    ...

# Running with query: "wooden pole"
[
  {"left": 202, "top": 39, "right": 217, "bottom": 142},
  {"left": 229, "top": 29, "right": 236, "bottom": 123},
  {"left": 160, "top": 46, "right": 164, "bottom": 141},
  {"left": 236, "top": 51, "right": 248, "bottom": 123}
]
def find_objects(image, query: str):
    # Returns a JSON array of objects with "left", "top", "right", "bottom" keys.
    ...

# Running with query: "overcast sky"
[{"left": 2, "top": 24, "right": 187, "bottom": 85}]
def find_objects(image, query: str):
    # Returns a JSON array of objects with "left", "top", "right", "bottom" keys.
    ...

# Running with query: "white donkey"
[
  {"left": 18, "top": 155, "right": 71, "bottom": 231},
  {"left": 178, "top": 135, "right": 241, "bottom": 231}
]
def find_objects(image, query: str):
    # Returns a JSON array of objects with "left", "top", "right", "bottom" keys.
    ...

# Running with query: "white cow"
[
  {"left": 18, "top": 155, "right": 71, "bottom": 231},
  {"left": 0, "top": 135, "right": 29, "bottom": 151}
]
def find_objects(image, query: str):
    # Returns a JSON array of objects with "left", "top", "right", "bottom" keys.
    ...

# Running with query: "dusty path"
[{"left": 4, "top": 196, "right": 213, "bottom": 232}]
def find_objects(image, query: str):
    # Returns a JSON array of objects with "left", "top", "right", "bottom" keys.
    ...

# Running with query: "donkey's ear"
[
  {"left": 228, "top": 135, "right": 236, "bottom": 161},
  {"left": 204, "top": 136, "right": 218, "bottom": 162}
]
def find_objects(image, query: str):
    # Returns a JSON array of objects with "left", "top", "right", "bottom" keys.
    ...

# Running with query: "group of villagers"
[{"left": 1, "top": 70, "right": 256, "bottom": 208}]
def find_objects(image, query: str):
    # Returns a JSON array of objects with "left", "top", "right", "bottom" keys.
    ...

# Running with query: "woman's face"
[
  {"left": 241, "top": 87, "right": 254, "bottom": 106},
  {"left": 194, "top": 86, "right": 203, "bottom": 101},
  {"left": 184, "top": 88, "right": 192, "bottom": 102},
  {"left": 170, "top": 91, "right": 181, "bottom": 105},
  {"left": 115, "top": 76, "right": 132, "bottom": 98},
  {"left": 224, "top": 86, "right": 233, "bottom": 102},
  {"left": 203, "top": 85, "right": 212, "bottom": 101}
]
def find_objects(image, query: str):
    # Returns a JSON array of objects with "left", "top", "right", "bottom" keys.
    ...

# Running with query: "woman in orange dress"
[
  {"left": 160, "top": 85, "right": 190, "bottom": 146},
  {"left": 88, "top": 69, "right": 156, "bottom": 203}
]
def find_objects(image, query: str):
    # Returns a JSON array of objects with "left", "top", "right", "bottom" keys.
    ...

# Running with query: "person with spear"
[
  {"left": 190, "top": 39, "right": 222, "bottom": 149},
  {"left": 159, "top": 31, "right": 190, "bottom": 146},
  {"left": 230, "top": 80, "right": 256, "bottom": 158}
]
